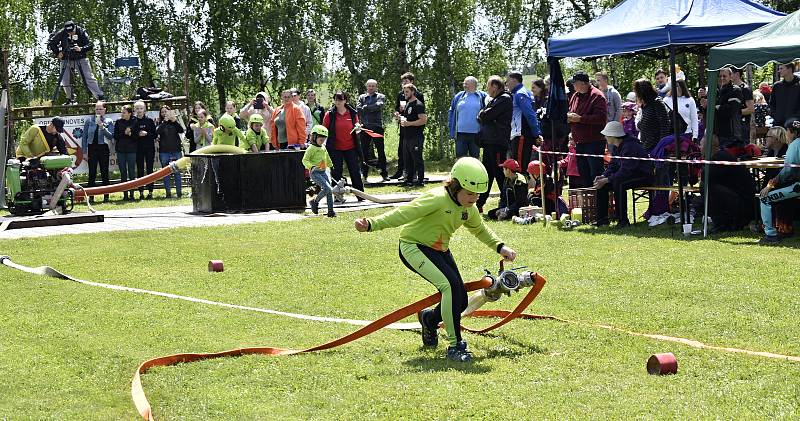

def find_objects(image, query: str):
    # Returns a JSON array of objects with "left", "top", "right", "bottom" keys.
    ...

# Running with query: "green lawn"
[{"left": 1, "top": 202, "right": 799, "bottom": 419}]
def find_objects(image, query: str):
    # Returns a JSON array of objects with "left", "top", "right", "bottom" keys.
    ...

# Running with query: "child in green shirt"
[
  {"left": 212, "top": 114, "right": 245, "bottom": 147},
  {"left": 302, "top": 125, "right": 335, "bottom": 217},
  {"left": 244, "top": 114, "right": 269, "bottom": 152},
  {"left": 355, "top": 157, "right": 518, "bottom": 362}
]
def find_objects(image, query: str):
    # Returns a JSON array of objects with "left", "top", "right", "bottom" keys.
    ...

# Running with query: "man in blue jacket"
[
  {"left": 448, "top": 76, "right": 486, "bottom": 158},
  {"left": 505, "top": 72, "right": 542, "bottom": 175},
  {"left": 593, "top": 121, "right": 654, "bottom": 227}
]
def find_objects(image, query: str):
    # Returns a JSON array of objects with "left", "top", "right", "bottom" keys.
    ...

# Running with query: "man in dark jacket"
[
  {"left": 701, "top": 135, "right": 756, "bottom": 233},
  {"left": 568, "top": 71, "right": 608, "bottom": 187},
  {"left": 769, "top": 63, "right": 800, "bottom": 129},
  {"left": 476, "top": 75, "right": 512, "bottom": 212},
  {"left": 357, "top": 79, "right": 389, "bottom": 181},
  {"left": 593, "top": 121, "right": 654, "bottom": 227},
  {"left": 47, "top": 20, "right": 104, "bottom": 104},
  {"left": 714, "top": 68, "right": 744, "bottom": 148}
]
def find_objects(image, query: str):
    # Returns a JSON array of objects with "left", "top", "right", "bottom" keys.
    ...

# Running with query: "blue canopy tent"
[{"left": 546, "top": 0, "right": 783, "bottom": 231}]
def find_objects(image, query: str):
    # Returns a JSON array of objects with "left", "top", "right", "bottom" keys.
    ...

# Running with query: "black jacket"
[
  {"left": 47, "top": 25, "right": 93, "bottom": 60},
  {"left": 134, "top": 115, "right": 157, "bottom": 151},
  {"left": 769, "top": 76, "right": 800, "bottom": 127},
  {"left": 706, "top": 149, "right": 756, "bottom": 198},
  {"left": 478, "top": 91, "right": 512, "bottom": 148},
  {"left": 714, "top": 82, "right": 744, "bottom": 141},
  {"left": 602, "top": 136, "right": 654, "bottom": 183},
  {"left": 638, "top": 98, "right": 671, "bottom": 151},
  {"left": 498, "top": 173, "right": 528, "bottom": 215},
  {"left": 114, "top": 117, "right": 138, "bottom": 153},
  {"left": 156, "top": 120, "right": 184, "bottom": 153}
]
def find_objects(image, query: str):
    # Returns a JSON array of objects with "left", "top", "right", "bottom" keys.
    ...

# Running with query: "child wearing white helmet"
[
  {"left": 302, "top": 125, "right": 336, "bottom": 217},
  {"left": 354, "top": 157, "right": 517, "bottom": 362}
]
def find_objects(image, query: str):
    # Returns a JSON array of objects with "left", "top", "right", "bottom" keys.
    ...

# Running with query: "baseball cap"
[
  {"left": 499, "top": 158, "right": 521, "bottom": 172},
  {"left": 64, "top": 21, "right": 76, "bottom": 32}
]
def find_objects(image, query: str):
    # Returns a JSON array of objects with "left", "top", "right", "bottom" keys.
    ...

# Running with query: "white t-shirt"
[{"left": 664, "top": 95, "right": 699, "bottom": 139}]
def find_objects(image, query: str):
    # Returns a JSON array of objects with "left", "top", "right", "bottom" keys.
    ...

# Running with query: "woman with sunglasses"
[{"left": 354, "top": 157, "right": 517, "bottom": 362}]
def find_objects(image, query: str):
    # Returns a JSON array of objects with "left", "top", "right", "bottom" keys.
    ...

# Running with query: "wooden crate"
[{"left": 568, "top": 188, "right": 598, "bottom": 223}]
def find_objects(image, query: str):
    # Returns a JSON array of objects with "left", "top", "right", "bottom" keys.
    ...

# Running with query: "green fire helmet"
[
  {"left": 219, "top": 114, "right": 237, "bottom": 131},
  {"left": 249, "top": 114, "right": 264, "bottom": 125},
  {"left": 450, "top": 157, "right": 489, "bottom": 193},
  {"left": 311, "top": 124, "right": 329, "bottom": 138}
]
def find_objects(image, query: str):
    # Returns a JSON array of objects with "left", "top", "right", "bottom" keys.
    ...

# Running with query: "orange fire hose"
[
  {"left": 74, "top": 165, "right": 176, "bottom": 199},
  {"left": 132, "top": 274, "right": 547, "bottom": 420}
]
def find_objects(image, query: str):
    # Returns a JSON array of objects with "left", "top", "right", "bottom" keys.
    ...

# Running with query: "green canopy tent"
[{"left": 703, "top": 10, "right": 800, "bottom": 235}]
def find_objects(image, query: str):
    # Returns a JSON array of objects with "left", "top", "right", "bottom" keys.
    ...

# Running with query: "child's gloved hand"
[{"left": 499, "top": 245, "right": 517, "bottom": 262}]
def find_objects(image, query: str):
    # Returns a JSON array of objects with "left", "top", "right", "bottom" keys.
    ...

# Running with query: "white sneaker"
[{"left": 648, "top": 213, "right": 669, "bottom": 227}]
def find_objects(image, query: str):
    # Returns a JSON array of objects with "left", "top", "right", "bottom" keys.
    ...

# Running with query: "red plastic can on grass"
[
  {"left": 647, "top": 352, "right": 678, "bottom": 375},
  {"left": 208, "top": 260, "right": 224, "bottom": 272}
]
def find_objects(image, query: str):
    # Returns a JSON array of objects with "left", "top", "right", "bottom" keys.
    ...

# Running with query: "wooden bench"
[{"left": 632, "top": 185, "right": 700, "bottom": 223}]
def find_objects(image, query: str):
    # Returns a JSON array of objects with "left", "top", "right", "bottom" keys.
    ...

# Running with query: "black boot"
[{"left": 417, "top": 308, "right": 438, "bottom": 347}]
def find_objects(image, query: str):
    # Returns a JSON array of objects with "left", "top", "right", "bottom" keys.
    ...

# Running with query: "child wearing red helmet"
[{"left": 487, "top": 159, "right": 528, "bottom": 220}]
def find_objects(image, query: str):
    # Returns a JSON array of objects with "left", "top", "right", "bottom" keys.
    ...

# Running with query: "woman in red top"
[{"left": 323, "top": 91, "right": 365, "bottom": 194}]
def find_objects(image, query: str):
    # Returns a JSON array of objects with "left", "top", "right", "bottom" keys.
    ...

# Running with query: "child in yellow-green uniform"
[
  {"left": 302, "top": 125, "right": 335, "bottom": 217},
  {"left": 243, "top": 113, "right": 269, "bottom": 152},
  {"left": 355, "top": 157, "right": 517, "bottom": 362}
]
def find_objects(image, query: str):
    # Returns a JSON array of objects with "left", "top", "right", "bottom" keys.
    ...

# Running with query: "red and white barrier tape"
[{"left": 533, "top": 146, "right": 799, "bottom": 168}]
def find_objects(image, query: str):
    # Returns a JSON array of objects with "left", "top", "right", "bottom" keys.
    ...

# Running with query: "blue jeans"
[
  {"left": 455, "top": 132, "right": 480, "bottom": 158},
  {"left": 159, "top": 151, "right": 183, "bottom": 196},
  {"left": 116, "top": 152, "right": 137, "bottom": 194},
  {"left": 310, "top": 169, "right": 334, "bottom": 212},
  {"left": 760, "top": 182, "right": 800, "bottom": 237}
]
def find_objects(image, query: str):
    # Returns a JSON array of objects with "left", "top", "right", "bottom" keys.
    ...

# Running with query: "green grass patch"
[{"left": 1, "top": 203, "right": 799, "bottom": 418}]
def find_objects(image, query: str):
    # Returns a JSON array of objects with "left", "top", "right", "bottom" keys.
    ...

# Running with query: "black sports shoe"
[
  {"left": 326, "top": 210, "right": 337, "bottom": 218},
  {"left": 758, "top": 235, "right": 780, "bottom": 245},
  {"left": 418, "top": 309, "right": 438, "bottom": 347},
  {"left": 310, "top": 199, "right": 319, "bottom": 214},
  {"left": 447, "top": 341, "right": 472, "bottom": 363},
  {"left": 389, "top": 172, "right": 403, "bottom": 180}
]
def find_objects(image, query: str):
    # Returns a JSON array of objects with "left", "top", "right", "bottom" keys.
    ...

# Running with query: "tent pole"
[
  {"left": 702, "top": 71, "right": 720, "bottom": 238},
  {"left": 669, "top": 46, "right": 685, "bottom": 228}
]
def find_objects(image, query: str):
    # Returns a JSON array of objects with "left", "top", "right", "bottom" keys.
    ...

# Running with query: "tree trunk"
[{"left": 125, "top": 0, "right": 154, "bottom": 87}]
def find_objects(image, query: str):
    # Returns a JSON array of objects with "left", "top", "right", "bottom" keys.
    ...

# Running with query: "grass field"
[{"left": 1, "top": 196, "right": 800, "bottom": 419}]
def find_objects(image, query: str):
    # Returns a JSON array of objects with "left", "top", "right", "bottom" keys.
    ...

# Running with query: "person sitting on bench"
[
  {"left": 593, "top": 121, "right": 654, "bottom": 227},
  {"left": 757, "top": 118, "right": 800, "bottom": 244},
  {"left": 702, "top": 135, "right": 756, "bottom": 233}
]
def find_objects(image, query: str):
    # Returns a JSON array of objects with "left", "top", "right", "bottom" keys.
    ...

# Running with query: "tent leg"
[{"left": 669, "top": 46, "right": 685, "bottom": 228}]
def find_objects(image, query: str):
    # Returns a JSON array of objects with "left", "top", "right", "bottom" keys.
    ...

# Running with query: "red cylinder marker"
[
  {"left": 208, "top": 260, "right": 224, "bottom": 272},
  {"left": 647, "top": 352, "right": 678, "bottom": 375}
]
